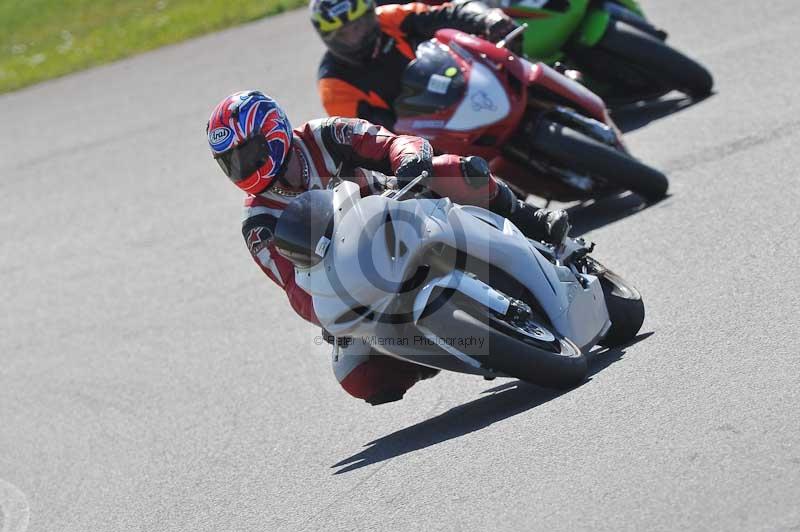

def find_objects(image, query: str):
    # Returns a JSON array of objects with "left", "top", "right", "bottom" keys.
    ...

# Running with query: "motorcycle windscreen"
[
  {"left": 394, "top": 41, "right": 466, "bottom": 118},
  {"left": 274, "top": 190, "right": 335, "bottom": 269}
]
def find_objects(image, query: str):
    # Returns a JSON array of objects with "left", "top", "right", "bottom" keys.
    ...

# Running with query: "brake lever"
[
  {"left": 391, "top": 171, "right": 430, "bottom": 201},
  {"left": 496, "top": 23, "right": 527, "bottom": 50}
]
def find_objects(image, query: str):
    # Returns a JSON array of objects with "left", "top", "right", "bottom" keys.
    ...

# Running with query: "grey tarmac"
[{"left": 1, "top": 1, "right": 799, "bottom": 530}]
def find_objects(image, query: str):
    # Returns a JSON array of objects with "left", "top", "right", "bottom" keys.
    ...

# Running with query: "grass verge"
[{"left": 0, "top": 0, "right": 306, "bottom": 93}]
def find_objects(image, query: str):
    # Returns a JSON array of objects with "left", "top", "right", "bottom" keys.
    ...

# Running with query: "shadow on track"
[
  {"left": 332, "top": 333, "right": 653, "bottom": 474},
  {"left": 534, "top": 93, "right": 713, "bottom": 233},
  {"left": 565, "top": 191, "right": 669, "bottom": 237},
  {"left": 611, "top": 93, "right": 713, "bottom": 134}
]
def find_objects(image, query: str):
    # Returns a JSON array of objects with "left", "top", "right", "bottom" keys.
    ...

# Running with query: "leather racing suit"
[
  {"left": 318, "top": 1, "right": 517, "bottom": 129},
  {"left": 242, "top": 116, "right": 520, "bottom": 405}
]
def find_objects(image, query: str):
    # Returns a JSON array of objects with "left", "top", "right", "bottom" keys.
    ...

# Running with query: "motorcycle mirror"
[{"left": 496, "top": 23, "right": 528, "bottom": 50}]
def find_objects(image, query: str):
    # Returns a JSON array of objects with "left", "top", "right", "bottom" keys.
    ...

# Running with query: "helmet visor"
[
  {"left": 323, "top": 12, "right": 379, "bottom": 58},
  {"left": 215, "top": 135, "right": 270, "bottom": 183}
]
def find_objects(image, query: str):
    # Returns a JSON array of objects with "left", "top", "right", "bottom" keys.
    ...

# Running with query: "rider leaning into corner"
[
  {"left": 313, "top": 0, "right": 520, "bottom": 130},
  {"left": 207, "top": 91, "right": 570, "bottom": 405}
]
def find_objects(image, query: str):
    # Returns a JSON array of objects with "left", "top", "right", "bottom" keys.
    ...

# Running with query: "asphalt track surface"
[{"left": 2, "top": 1, "right": 800, "bottom": 531}]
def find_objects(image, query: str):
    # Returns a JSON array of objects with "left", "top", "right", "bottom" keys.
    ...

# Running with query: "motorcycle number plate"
[
  {"left": 427, "top": 74, "right": 452, "bottom": 95},
  {"left": 315, "top": 236, "right": 331, "bottom": 257}
]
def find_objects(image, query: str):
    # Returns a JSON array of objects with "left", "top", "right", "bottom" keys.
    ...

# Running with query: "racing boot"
[
  {"left": 459, "top": 155, "right": 571, "bottom": 246},
  {"left": 490, "top": 180, "right": 571, "bottom": 245},
  {"left": 512, "top": 203, "right": 571, "bottom": 246}
]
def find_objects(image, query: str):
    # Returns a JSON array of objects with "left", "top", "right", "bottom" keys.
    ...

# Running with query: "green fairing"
[
  {"left": 515, "top": 0, "right": 643, "bottom": 60},
  {"left": 576, "top": 8, "right": 611, "bottom": 47},
  {"left": 515, "top": 0, "right": 589, "bottom": 61}
]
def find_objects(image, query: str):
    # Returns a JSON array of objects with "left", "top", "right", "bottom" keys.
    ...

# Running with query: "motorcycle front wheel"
[
  {"left": 583, "top": 258, "right": 646, "bottom": 348},
  {"left": 596, "top": 19, "right": 714, "bottom": 98},
  {"left": 418, "top": 298, "right": 587, "bottom": 389},
  {"left": 529, "top": 119, "right": 669, "bottom": 201}
]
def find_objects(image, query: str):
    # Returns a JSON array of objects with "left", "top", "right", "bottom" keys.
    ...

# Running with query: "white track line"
[{"left": 0, "top": 479, "right": 29, "bottom": 532}]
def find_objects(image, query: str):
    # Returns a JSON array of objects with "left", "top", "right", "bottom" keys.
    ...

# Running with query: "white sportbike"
[{"left": 274, "top": 174, "right": 644, "bottom": 388}]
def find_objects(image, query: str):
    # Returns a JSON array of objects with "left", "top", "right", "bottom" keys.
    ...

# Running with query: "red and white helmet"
[{"left": 207, "top": 91, "right": 293, "bottom": 194}]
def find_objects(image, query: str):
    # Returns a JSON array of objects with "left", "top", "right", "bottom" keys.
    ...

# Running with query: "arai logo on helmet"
[{"left": 209, "top": 127, "right": 233, "bottom": 149}]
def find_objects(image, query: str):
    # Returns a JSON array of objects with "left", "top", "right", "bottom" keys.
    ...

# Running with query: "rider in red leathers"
[{"left": 208, "top": 91, "right": 569, "bottom": 405}]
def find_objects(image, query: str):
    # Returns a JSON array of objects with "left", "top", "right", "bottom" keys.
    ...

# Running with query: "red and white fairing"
[{"left": 394, "top": 29, "right": 621, "bottom": 159}]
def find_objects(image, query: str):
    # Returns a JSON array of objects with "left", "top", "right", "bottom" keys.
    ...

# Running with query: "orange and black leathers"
[{"left": 318, "top": 1, "right": 505, "bottom": 130}]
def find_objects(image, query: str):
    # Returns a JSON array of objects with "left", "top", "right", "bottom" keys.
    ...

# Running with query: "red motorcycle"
[{"left": 393, "top": 28, "right": 668, "bottom": 202}]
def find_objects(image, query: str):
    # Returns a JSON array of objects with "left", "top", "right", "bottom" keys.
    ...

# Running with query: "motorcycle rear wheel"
[
  {"left": 530, "top": 119, "right": 669, "bottom": 201},
  {"left": 418, "top": 298, "right": 588, "bottom": 389}
]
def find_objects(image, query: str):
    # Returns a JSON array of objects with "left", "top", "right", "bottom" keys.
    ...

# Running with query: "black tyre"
[
  {"left": 595, "top": 266, "right": 645, "bottom": 348},
  {"left": 531, "top": 119, "right": 669, "bottom": 201},
  {"left": 599, "top": 19, "right": 713, "bottom": 98},
  {"left": 419, "top": 299, "right": 587, "bottom": 389},
  {"left": 604, "top": 1, "right": 667, "bottom": 41}
]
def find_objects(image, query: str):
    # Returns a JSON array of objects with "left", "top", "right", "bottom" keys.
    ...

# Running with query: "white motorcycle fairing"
[
  {"left": 294, "top": 181, "right": 610, "bottom": 352},
  {"left": 445, "top": 60, "right": 511, "bottom": 131}
]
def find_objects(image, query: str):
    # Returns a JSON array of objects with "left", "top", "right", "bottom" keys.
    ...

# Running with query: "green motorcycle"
[{"left": 492, "top": 0, "right": 713, "bottom": 104}]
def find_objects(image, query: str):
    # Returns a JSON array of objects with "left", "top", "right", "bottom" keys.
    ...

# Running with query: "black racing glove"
[
  {"left": 459, "top": 155, "right": 492, "bottom": 188},
  {"left": 484, "top": 9, "right": 522, "bottom": 55},
  {"left": 395, "top": 142, "right": 434, "bottom": 186}
]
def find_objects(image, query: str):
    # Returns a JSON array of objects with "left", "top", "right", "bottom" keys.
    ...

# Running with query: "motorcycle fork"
[{"left": 594, "top": 1, "right": 667, "bottom": 40}]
